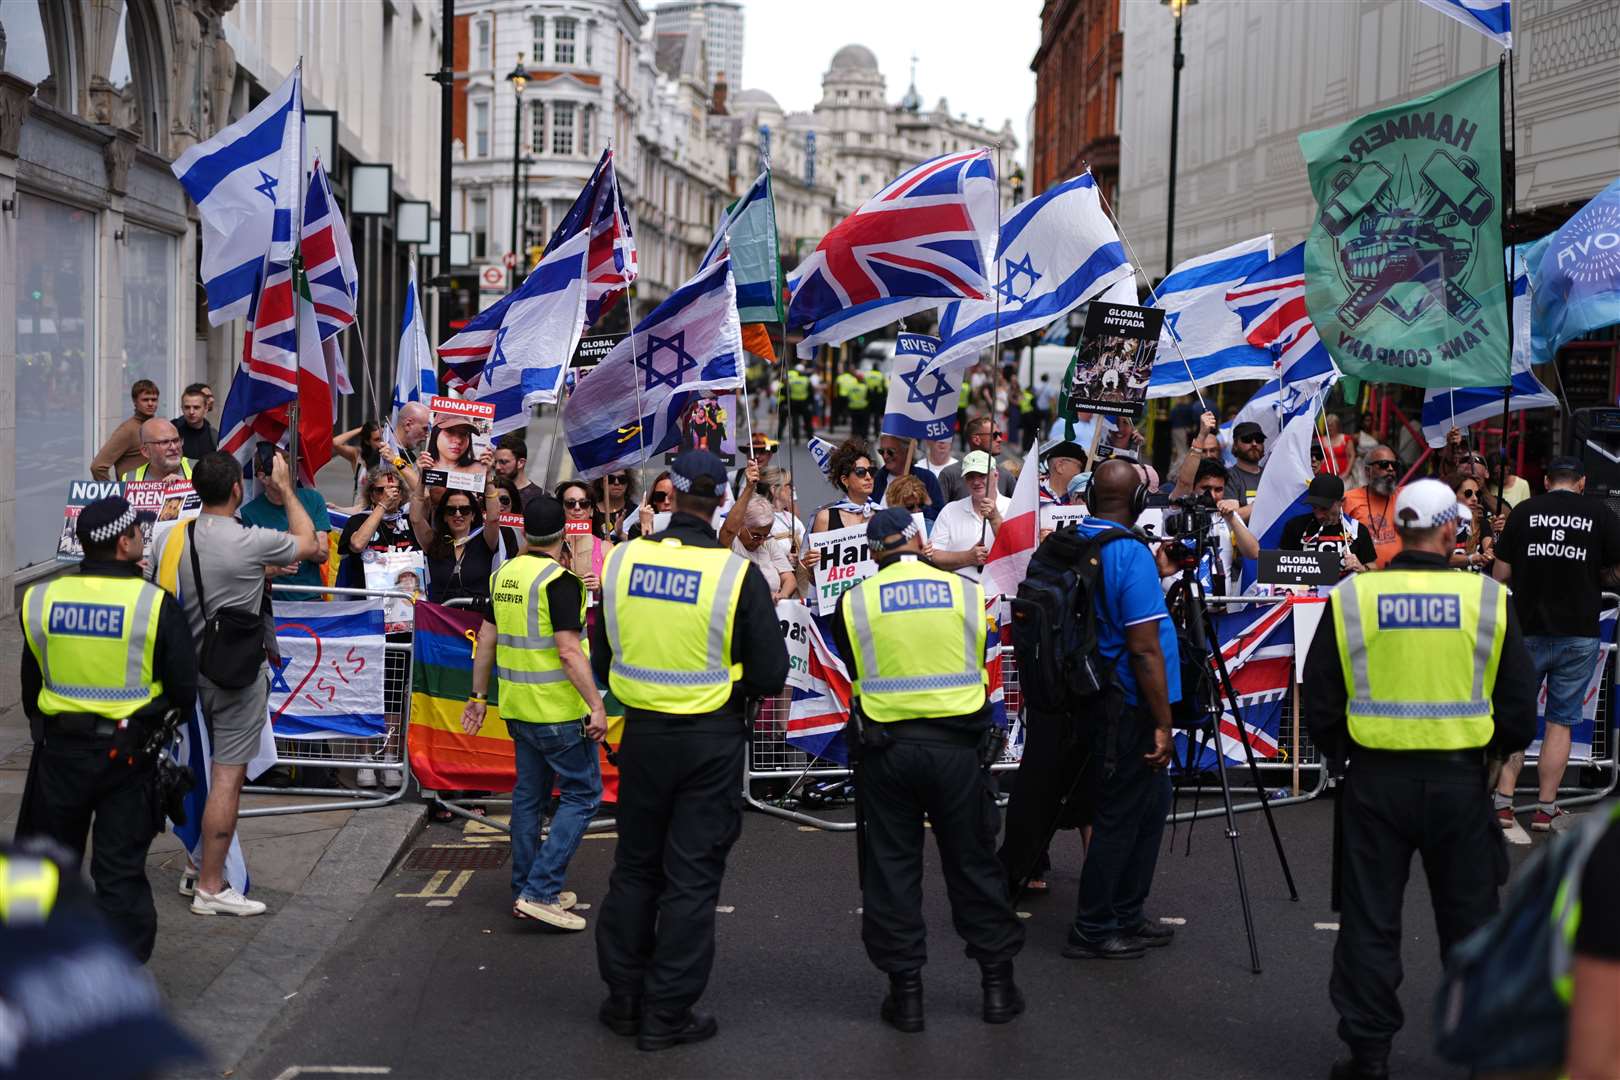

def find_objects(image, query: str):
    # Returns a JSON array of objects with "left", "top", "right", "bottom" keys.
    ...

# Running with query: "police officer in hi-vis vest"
[
  {"left": 785, "top": 364, "right": 813, "bottom": 442},
  {"left": 832, "top": 507, "right": 1025, "bottom": 1034},
  {"left": 16, "top": 496, "right": 197, "bottom": 963},
  {"left": 592, "top": 450, "right": 788, "bottom": 1052},
  {"left": 1303, "top": 479, "right": 1537, "bottom": 1080}
]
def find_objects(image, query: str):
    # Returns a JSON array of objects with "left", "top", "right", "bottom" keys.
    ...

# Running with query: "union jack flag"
[
  {"left": 787, "top": 148, "right": 997, "bottom": 358},
  {"left": 1175, "top": 597, "right": 1309, "bottom": 771},
  {"left": 785, "top": 611, "right": 852, "bottom": 763},
  {"left": 1224, "top": 242, "right": 1336, "bottom": 391},
  {"left": 302, "top": 159, "right": 359, "bottom": 341}
]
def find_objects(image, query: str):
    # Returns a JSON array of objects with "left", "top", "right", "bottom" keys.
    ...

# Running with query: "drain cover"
[{"left": 403, "top": 845, "right": 508, "bottom": 871}]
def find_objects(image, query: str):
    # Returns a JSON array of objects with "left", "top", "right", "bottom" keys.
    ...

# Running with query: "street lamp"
[
  {"left": 506, "top": 53, "right": 528, "bottom": 291},
  {"left": 1009, "top": 163, "right": 1025, "bottom": 204},
  {"left": 1161, "top": 0, "right": 1196, "bottom": 274}
]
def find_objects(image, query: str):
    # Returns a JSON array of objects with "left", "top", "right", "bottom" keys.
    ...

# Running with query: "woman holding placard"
[
  {"left": 410, "top": 481, "right": 501, "bottom": 606},
  {"left": 556, "top": 480, "right": 611, "bottom": 622},
  {"left": 810, "top": 438, "right": 878, "bottom": 535}
]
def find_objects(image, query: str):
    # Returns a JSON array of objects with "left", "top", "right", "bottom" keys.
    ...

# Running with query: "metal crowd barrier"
[{"left": 239, "top": 584, "right": 417, "bottom": 818}]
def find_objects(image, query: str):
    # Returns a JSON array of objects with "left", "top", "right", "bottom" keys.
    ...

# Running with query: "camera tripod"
[{"left": 1165, "top": 567, "right": 1299, "bottom": 975}]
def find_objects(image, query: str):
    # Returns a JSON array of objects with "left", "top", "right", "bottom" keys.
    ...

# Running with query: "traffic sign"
[
  {"left": 479, "top": 265, "right": 505, "bottom": 290},
  {"left": 502, "top": 250, "right": 518, "bottom": 269}
]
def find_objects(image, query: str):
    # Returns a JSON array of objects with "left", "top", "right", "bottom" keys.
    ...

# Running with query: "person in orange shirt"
[{"left": 1341, "top": 444, "right": 1402, "bottom": 568}]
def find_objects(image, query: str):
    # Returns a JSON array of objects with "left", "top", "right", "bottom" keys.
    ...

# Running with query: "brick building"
[{"left": 1029, "top": 0, "right": 1123, "bottom": 203}]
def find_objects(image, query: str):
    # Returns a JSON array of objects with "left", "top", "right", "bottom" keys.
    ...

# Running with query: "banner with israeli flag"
[
  {"left": 565, "top": 256, "right": 744, "bottom": 480},
  {"left": 701, "top": 170, "right": 783, "bottom": 323},
  {"left": 1523, "top": 177, "right": 1620, "bottom": 366},
  {"left": 473, "top": 231, "right": 591, "bottom": 438},
  {"left": 1422, "top": 247, "right": 1556, "bottom": 446},
  {"left": 1417, "top": 0, "right": 1512, "bottom": 49},
  {"left": 880, "top": 333, "right": 960, "bottom": 441},
  {"left": 1147, "top": 235, "right": 1276, "bottom": 398},
  {"left": 393, "top": 263, "right": 437, "bottom": 422},
  {"left": 928, "top": 171, "right": 1134, "bottom": 374},
  {"left": 270, "top": 601, "right": 387, "bottom": 739},
  {"left": 1249, "top": 380, "right": 1337, "bottom": 551},
  {"left": 172, "top": 65, "right": 303, "bottom": 326},
  {"left": 807, "top": 435, "right": 838, "bottom": 479}
]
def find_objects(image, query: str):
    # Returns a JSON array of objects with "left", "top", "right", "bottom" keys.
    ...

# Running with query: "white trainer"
[
  {"left": 514, "top": 896, "right": 586, "bottom": 930},
  {"left": 191, "top": 885, "right": 267, "bottom": 917},
  {"left": 355, "top": 768, "right": 378, "bottom": 788},
  {"left": 179, "top": 867, "right": 198, "bottom": 898},
  {"left": 381, "top": 769, "right": 403, "bottom": 788},
  {"left": 558, "top": 891, "right": 578, "bottom": 911}
]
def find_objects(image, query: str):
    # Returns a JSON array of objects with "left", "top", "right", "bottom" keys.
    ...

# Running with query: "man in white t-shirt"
[
  {"left": 915, "top": 438, "right": 957, "bottom": 479},
  {"left": 930, "top": 451, "right": 1011, "bottom": 582}
]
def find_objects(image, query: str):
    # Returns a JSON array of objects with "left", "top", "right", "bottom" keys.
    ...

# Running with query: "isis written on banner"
[{"left": 270, "top": 601, "right": 387, "bottom": 739}]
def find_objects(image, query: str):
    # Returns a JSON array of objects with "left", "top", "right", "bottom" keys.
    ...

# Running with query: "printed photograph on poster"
[
  {"left": 57, "top": 480, "right": 125, "bottom": 561},
  {"left": 124, "top": 479, "right": 168, "bottom": 558},
  {"left": 157, "top": 478, "right": 201, "bottom": 523},
  {"left": 1064, "top": 302, "right": 1165, "bottom": 419},
  {"left": 663, "top": 395, "right": 735, "bottom": 465},
  {"left": 361, "top": 548, "right": 426, "bottom": 631},
  {"left": 420, "top": 468, "right": 486, "bottom": 493},
  {"left": 808, "top": 524, "right": 876, "bottom": 616}
]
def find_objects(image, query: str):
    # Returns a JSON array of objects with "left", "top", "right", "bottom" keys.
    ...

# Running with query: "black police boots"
[
  {"left": 636, "top": 1008, "right": 718, "bottom": 1052},
  {"left": 880, "top": 970, "right": 925, "bottom": 1033},
  {"left": 979, "top": 960, "right": 1025, "bottom": 1024},
  {"left": 1328, "top": 1048, "right": 1391, "bottom": 1079},
  {"left": 597, "top": 992, "right": 641, "bottom": 1037}
]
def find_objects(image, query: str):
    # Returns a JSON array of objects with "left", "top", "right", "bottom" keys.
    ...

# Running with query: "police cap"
[
  {"left": 76, "top": 496, "right": 155, "bottom": 548},
  {"left": 670, "top": 450, "right": 728, "bottom": 497}
]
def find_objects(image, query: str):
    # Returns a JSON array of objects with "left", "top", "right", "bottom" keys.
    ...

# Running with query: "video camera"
[{"left": 1160, "top": 492, "right": 1220, "bottom": 570}]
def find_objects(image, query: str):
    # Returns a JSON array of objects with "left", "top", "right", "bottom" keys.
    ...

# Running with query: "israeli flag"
[
  {"left": 881, "top": 333, "right": 960, "bottom": 441},
  {"left": 170, "top": 703, "right": 259, "bottom": 896},
  {"left": 1249, "top": 381, "right": 1336, "bottom": 551},
  {"left": 172, "top": 66, "right": 303, "bottom": 326},
  {"left": 1523, "top": 177, "right": 1620, "bottom": 365},
  {"left": 807, "top": 435, "right": 839, "bottom": 479},
  {"left": 565, "top": 256, "right": 744, "bottom": 479},
  {"left": 1422, "top": 249, "right": 1556, "bottom": 446},
  {"left": 1147, "top": 235, "right": 1275, "bottom": 398},
  {"left": 392, "top": 263, "right": 437, "bottom": 423},
  {"left": 473, "top": 231, "right": 591, "bottom": 438},
  {"left": 1417, "top": 0, "right": 1512, "bottom": 49},
  {"left": 929, "top": 171, "right": 1134, "bottom": 374}
]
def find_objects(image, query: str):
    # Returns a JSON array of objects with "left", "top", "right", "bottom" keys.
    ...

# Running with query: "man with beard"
[
  {"left": 1229, "top": 421, "right": 1267, "bottom": 513},
  {"left": 1343, "top": 445, "right": 1402, "bottom": 569}
]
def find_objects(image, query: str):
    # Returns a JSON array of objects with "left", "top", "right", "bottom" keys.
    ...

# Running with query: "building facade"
[
  {"left": 1029, "top": 0, "right": 1122, "bottom": 203},
  {"left": 649, "top": 0, "right": 742, "bottom": 87}
]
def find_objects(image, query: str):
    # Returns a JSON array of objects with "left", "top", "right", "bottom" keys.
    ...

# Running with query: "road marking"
[
  {"left": 427, "top": 899, "right": 454, "bottom": 908},
  {"left": 395, "top": 870, "right": 474, "bottom": 900},
  {"left": 716, "top": 905, "right": 735, "bottom": 914},
  {"left": 1016, "top": 911, "right": 1032, "bottom": 920},
  {"left": 1160, "top": 917, "right": 1187, "bottom": 925},
  {"left": 797, "top": 826, "right": 818, "bottom": 832},
  {"left": 573, "top": 903, "right": 592, "bottom": 911},
  {"left": 271, "top": 1068, "right": 393, "bottom": 1080},
  {"left": 583, "top": 832, "right": 619, "bottom": 840},
  {"left": 1315, "top": 922, "right": 1340, "bottom": 931}
]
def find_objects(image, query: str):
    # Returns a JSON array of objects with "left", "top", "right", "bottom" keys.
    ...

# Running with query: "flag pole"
[
  {"left": 288, "top": 59, "right": 306, "bottom": 484},
  {"left": 1495, "top": 48, "right": 1517, "bottom": 508},
  {"left": 991, "top": 142, "right": 1004, "bottom": 393}
]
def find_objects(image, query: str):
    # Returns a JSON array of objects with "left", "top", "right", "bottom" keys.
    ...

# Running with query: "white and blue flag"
[
  {"left": 701, "top": 170, "right": 782, "bottom": 323},
  {"left": 472, "top": 230, "right": 591, "bottom": 438},
  {"left": 172, "top": 66, "right": 303, "bottom": 326},
  {"left": 1523, "top": 177, "right": 1620, "bottom": 366},
  {"left": 1249, "top": 381, "right": 1336, "bottom": 552},
  {"left": 1417, "top": 0, "right": 1512, "bottom": 49},
  {"left": 881, "top": 333, "right": 960, "bottom": 441},
  {"left": 1146, "top": 235, "right": 1275, "bottom": 398},
  {"left": 393, "top": 263, "right": 437, "bottom": 422},
  {"left": 269, "top": 601, "right": 388, "bottom": 739},
  {"left": 1422, "top": 248, "right": 1556, "bottom": 446},
  {"left": 565, "top": 256, "right": 744, "bottom": 479},
  {"left": 928, "top": 171, "right": 1134, "bottom": 374}
]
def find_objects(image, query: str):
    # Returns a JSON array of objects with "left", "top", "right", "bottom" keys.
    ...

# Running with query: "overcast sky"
[{"left": 739, "top": 0, "right": 1042, "bottom": 143}]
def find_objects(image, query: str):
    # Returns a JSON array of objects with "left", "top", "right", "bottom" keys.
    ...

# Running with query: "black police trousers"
[
  {"left": 596, "top": 718, "right": 745, "bottom": 1013},
  {"left": 1331, "top": 757, "right": 1505, "bottom": 1053},
  {"left": 858, "top": 727, "right": 1025, "bottom": 973},
  {"left": 22, "top": 734, "right": 160, "bottom": 962},
  {"left": 1072, "top": 708, "right": 1171, "bottom": 944}
]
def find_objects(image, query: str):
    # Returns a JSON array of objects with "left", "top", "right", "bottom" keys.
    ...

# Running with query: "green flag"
[
  {"left": 710, "top": 170, "right": 783, "bottom": 323},
  {"left": 1299, "top": 66, "right": 1508, "bottom": 389}
]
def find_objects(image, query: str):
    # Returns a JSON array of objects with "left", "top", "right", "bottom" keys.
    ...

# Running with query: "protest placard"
[
  {"left": 777, "top": 599, "right": 819, "bottom": 691},
  {"left": 808, "top": 524, "right": 876, "bottom": 616},
  {"left": 361, "top": 548, "right": 425, "bottom": 631},
  {"left": 57, "top": 480, "right": 124, "bottom": 561},
  {"left": 420, "top": 468, "right": 486, "bottom": 493},
  {"left": 1064, "top": 302, "right": 1165, "bottom": 419}
]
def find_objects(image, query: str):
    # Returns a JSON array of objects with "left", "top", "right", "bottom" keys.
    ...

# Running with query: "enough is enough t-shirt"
[{"left": 1495, "top": 491, "right": 1620, "bottom": 638}]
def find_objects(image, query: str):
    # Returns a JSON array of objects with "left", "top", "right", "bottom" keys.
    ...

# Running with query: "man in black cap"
[
  {"left": 592, "top": 450, "right": 788, "bottom": 1051},
  {"left": 1229, "top": 421, "right": 1268, "bottom": 510},
  {"left": 1280, "top": 473, "right": 1376, "bottom": 579},
  {"left": 16, "top": 497, "right": 197, "bottom": 962},
  {"left": 832, "top": 507, "right": 1025, "bottom": 1033},
  {"left": 1040, "top": 440, "right": 1088, "bottom": 503}
]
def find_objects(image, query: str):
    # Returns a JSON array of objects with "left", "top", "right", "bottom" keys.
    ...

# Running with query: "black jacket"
[
  {"left": 20, "top": 559, "right": 199, "bottom": 730},
  {"left": 589, "top": 511, "right": 788, "bottom": 722},
  {"left": 1302, "top": 549, "right": 1537, "bottom": 770}
]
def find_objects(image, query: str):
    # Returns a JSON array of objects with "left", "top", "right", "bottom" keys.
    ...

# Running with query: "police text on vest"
[
  {"left": 48, "top": 602, "right": 126, "bottom": 638},
  {"left": 627, "top": 566, "right": 703, "bottom": 604},
  {"left": 1376, "top": 593, "right": 1460, "bottom": 630},
  {"left": 878, "top": 580, "right": 953, "bottom": 612}
]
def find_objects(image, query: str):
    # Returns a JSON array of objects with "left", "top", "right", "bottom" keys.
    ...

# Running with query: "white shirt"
[
  {"left": 732, "top": 535, "right": 793, "bottom": 586},
  {"left": 1138, "top": 507, "right": 1238, "bottom": 595},
  {"left": 931, "top": 493, "right": 1012, "bottom": 582},
  {"left": 917, "top": 455, "right": 957, "bottom": 478}
]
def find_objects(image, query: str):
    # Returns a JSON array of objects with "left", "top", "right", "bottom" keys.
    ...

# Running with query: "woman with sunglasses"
[
  {"left": 417, "top": 420, "right": 495, "bottom": 509},
  {"left": 337, "top": 462, "right": 422, "bottom": 588},
  {"left": 629, "top": 471, "right": 677, "bottom": 540},
  {"left": 410, "top": 481, "right": 501, "bottom": 605},
  {"left": 1449, "top": 475, "right": 1496, "bottom": 571},
  {"left": 591, "top": 470, "right": 637, "bottom": 540},
  {"left": 811, "top": 438, "right": 878, "bottom": 535},
  {"left": 556, "top": 480, "right": 610, "bottom": 607}
]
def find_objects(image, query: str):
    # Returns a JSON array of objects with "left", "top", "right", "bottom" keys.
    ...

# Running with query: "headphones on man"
[{"left": 1129, "top": 479, "right": 1150, "bottom": 519}]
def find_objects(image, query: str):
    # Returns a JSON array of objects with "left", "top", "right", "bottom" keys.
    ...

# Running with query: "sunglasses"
[
  {"left": 1367, "top": 460, "right": 1398, "bottom": 470},
  {"left": 1238, "top": 434, "right": 1265, "bottom": 445},
  {"left": 1459, "top": 488, "right": 1480, "bottom": 498},
  {"left": 563, "top": 498, "right": 592, "bottom": 509},
  {"left": 649, "top": 491, "right": 670, "bottom": 505},
  {"left": 444, "top": 504, "right": 474, "bottom": 517},
  {"left": 848, "top": 466, "right": 876, "bottom": 479},
  {"left": 879, "top": 446, "right": 901, "bottom": 457},
  {"left": 744, "top": 528, "right": 772, "bottom": 542},
  {"left": 607, "top": 474, "right": 629, "bottom": 485},
  {"left": 495, "top": 495, "right": 512, "bottom": 507}
]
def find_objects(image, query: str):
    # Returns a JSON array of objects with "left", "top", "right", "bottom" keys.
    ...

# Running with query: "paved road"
[{"left": 240, "top": 796, "right": 1486, "bottom": 1080}]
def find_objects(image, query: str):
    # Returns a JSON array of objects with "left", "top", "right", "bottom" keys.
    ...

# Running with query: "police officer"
[
  {"left": 592, "top": 450, "right": 788, "bottom": 1052},
  {"left": 15, "top": 496, "right": 197, "bottom": 962},
  {"left": 832, "top": 507, "right": 1025, "bottom": 1033},
  {"left": 785, "top": 364, "right": 812, "bottom": 442},
  {"left": 845, "top": 363, "right": 870, "bottom": 440},
  {"left": 863, "top": 364, "right": 887, "bottom": 440},
  {"left": 1303, "top": 479, "right": 1537, "bottom": 1079},
  {"left": 834, "top": 365, "right": 858, "bottom": 432}
]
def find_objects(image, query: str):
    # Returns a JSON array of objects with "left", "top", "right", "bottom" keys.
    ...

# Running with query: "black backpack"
[{"left": 1010, "top": 524, "right": 1141, "bottom": 717}]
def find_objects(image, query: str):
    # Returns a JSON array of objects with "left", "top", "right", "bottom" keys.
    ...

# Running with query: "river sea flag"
[
  {"left": 929, "top": 170, "right": 1134, "bottom": 374},
  {"left": 881, "top": 333, "right": 960, "bottom": 441},
  {"left": 565, "top": 256, "right": 744, "bottom": 480},
  {"left": 393, "top": 263, "right": 437, "bottom": 420},
  {"left": 1522, "top": 177, "right": 1620, "bottom": 365},
  {"left": 472, "top": 230, "right": 591, "bottom": 438},
  {"left": 788, "top": 148, "right": 997, "bottom": 358},
  {"left": 172, "top": 66, "right": 303, "bottom": 325},
  {"left": 1300, "top": 66, "right": 1507, "bottom": 390},
  {"left": 1146, "top": 236, "right": 1276, "bottom": 397},
  {"left": 702, "top": 170, "right": 783, "bottom": 323}
]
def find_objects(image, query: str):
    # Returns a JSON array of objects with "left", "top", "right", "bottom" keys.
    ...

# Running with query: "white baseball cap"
[{"left": 1393, "top": 478, "right": 1463, "bottom": 530}]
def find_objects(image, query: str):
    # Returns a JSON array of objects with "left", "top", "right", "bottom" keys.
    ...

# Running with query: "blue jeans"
[
  {"left": 510, "top": 719, "right": 601, "bottom": 905},
  {"left": 1525, "top": 635, "right": 1601, "bottom": 728}
]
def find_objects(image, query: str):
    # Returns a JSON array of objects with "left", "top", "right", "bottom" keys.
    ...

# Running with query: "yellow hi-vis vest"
[
  {"left": 864, "top": 369, "right": 886, "bottom": 395},
  {"left": 841, "top": 560, "right": 988, "bottom": 723},
  {"left": 1329, "top": 569, "right": 1506, "bottom": 751},
  {"left": 22, "top": 573, "right": 165, "bottom": 720},
  {"left": 0, "top": 854, "right": 60, "bottom": 924},
  {"left": 490, "top": 554, "right": 588, "bottom": 723},
  {"left": 602, "top": 537, "right": 747, "bottom": 713},
  {"left": 787, "top": 370, "right": 811, "bottom": 402},
  {"left": 121, "top": 458, "right": 195, "bottom": 482},
  {"left": 845, "top": 378, "right": 869, "bottom": 411}
]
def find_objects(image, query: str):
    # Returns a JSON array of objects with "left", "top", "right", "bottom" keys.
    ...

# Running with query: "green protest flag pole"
[{"left": 1299, "top": 66, "right": 1509, "bottom": 391}]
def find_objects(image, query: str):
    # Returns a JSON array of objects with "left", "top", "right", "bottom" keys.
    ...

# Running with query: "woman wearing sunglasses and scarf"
[
  {"left": 810, "top": 438, "right": 880, "bottom": 535},
  {"left": 591, "top": 470, "right": 637, "bottom": 540},
  {"left": 1449, "top": 475, "right": 1497, "bottom": 571},
  {"left": 409, "top": 478, "right": 502, "bottom": 605}
]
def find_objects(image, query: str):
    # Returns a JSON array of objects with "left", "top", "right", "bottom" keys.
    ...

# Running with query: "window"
[
  {"left": 526, "top": 198, "right": 545, "bottom": 231},
  {"left": 123, "top": 225, "right": 175, "bottom": 395},
  {"left": 470, "top": 194, "right": 488, "bottom": 258},
  {"left": 531, "top": 101, "right": 546, "bottom": 157},
  {"left": 531, "top": 15, "right": 545, "bottom": 60},
  {"left": 472, "top": 99, "right": 489, "bottom": 157},
  {"left": 579, "top": 107, "right": 592, "bottom": 157},
  {"left": 108, "top": 2, "right": 162, "bottom": 149},
  {"left": 15, "top": 194, "right": 96, "bottom": 570},
  {"left": 474, "top": 18, "right": 491, "bottom": 69},
  {"left": 554, "top": 17, "right": 576, "bottom": 65},
  {"left": 551, "top": 102, "right": 575, "bottom": 156},
  {"left": 3, "top": 0, "right": 71, "bottom": 110},
  {"left": 837, "top": 89, "right": 847, "bottom": 102}
]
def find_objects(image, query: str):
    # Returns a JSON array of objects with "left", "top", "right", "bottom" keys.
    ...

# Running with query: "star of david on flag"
[
  {"left": 996, "top": 253, "right": 1041, "bottom": 305},
  {"left": 881, "top": 333, "right": 961, "bottom": 442},
  {"left": 565, "top": 256, "right": 744, "bottom": 480}
]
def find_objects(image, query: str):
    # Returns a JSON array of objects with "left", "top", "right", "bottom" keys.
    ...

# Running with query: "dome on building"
[
  {"left": 829, "top": 44, "right": 879, "bottom": 72},
  {"left": 733, "top": 88, "right": 781, "bottom": 111}
]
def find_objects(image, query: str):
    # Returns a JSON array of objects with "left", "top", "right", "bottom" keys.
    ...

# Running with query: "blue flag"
[
  {"left": 1523, "top": 177, "right": 1620, "bottom": 365},
  {"left": 1147, "top": 236, "right": 1276, "bottom": 397},
  {"left": 880, "top": 333, "right": 960, "bottom": 441}
]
